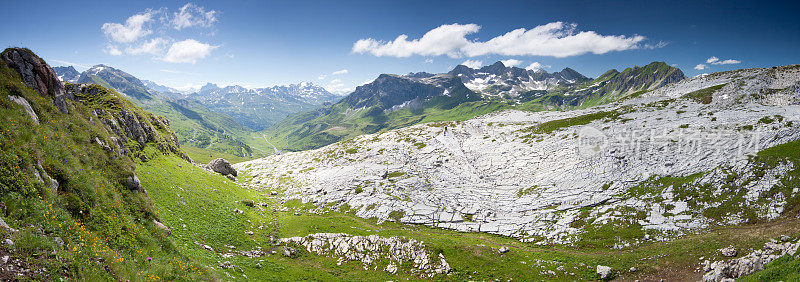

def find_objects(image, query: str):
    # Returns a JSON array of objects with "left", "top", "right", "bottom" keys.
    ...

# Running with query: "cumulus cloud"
[
  {"left": 525, "top": 62, "right": 551, "bottom": 71},
  {"left": 102, "top": 11, "right": 156, "bottom": 43},
  {"left": 317, "top": 74, "right": 327, "bottom": 80},
  {"left": 500, "top": 59, "right": 522, "bottom": 67},
  {"left": 694, "top": 64, "right": 708, "bottom": 70},
  {"left": 100, "top": 4, "right": 219, "bottom": 63},
  {"left": 125, "top": 37, "right": 169, "bottom": 55},
  {"left": 461, "top": 60, "right": 483, "bottom": 68},
  {"left": 353, "top": 23, "right": 480, "bottom": 58},
  {"left": 163, "top": 39, "right": 218, "bottom": 63},
  {"left": 707, "top": 56, "right": 740, "bottom": 65},
  {"left": 172, "top": 3, "right": 218, "bottom": 30},
  {"left": 332, "top": 69, "right": 349, "bottom": 75},
  {"left": 353, "top": 22, "right": 651, "bottom": 58},
  {"left": 105, "top": 45, "right": 123, "bottom": 56}
]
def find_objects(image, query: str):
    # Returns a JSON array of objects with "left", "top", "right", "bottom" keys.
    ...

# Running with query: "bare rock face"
[
  {"left": 209, "top": 158, "right": 237, "bottom": 176},
  {"left": 1, "top": 48, "right": 71, "bottom": 113}
]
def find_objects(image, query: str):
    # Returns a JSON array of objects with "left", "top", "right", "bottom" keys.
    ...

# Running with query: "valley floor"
[{"left": 138, "top": 154, "right": 800, "bottom": 281}]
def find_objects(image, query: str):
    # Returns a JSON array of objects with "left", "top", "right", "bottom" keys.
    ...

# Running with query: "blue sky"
[{"left": 1, "top": 0, "right": 799, "bottom": 93}]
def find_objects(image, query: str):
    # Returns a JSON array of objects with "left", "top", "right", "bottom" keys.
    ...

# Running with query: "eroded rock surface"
[{"left": 239, "top": 66, "right": 800, "bottom": 244}]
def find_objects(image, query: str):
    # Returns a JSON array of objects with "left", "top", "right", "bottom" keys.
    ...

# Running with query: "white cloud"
[
  {"left": 461, "top": 60, "right": 482, "bottom": 68},
  {"left": 706, "top": 56, "right": 740, "bottom": 65},
  {"left": 694, "top": 64, "right": 708, "bottom": 70},
  {"left": 424, "top": 58, "right": 434, "bottom": 63},
  {"left": 162, "top": 39, "right": 218, "bottom": 63},
  {"left": 332, "top": 69, "right": 349, "bottom": 75},
  {"left": 102, "top": 11, "right": 155, "bottom": 43},
  {"left": 325, "top": 79, "right": 351, "bottom": 94},
  {"left": 353, "top": 23, "right": 480, "bottom": 58},
  {"left": 105, "top": 45, "right": 123, "bottom": 56},
  {"left": 500, "top": 59, "right": 522, "bottom": 67},
  {"left": 353, "top": 22, "right": 649, "bottom": 58},
  {"left": 224, "top": 53, "right": 234, "bottom": 59},
  {"left": 125, "top": 37, "right": 169, "bottom": 55},
  {"left": 317, "top": 74, "right": 327, "bottom": 80},
  {"left": 172, "top": 3, "right": 217, "bottom": 30},
  {"left": 525, "top": 62, "right": 551, "bottom": 71}
]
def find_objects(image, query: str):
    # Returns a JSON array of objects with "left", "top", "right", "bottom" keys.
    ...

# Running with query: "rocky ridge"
[
  {"left": 239, "top": 65, "right": 800, "bottom": 245},
  {"left": 703, "top": 236, "right": 800, "bottom": 281},
  {"left": 278, "top": 233, "right": 451, "bottom": 277}
]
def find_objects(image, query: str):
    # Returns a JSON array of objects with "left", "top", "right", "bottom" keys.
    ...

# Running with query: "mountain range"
[
  {"left": 54, "top": 60, "right": 685, "bottom": 156},
  {"left": 262, "top": 60, "right": 685, "bottom": 151}
]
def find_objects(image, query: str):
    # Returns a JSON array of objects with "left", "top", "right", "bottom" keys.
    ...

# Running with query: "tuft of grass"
[{"left": 682, "top": 84, "right": 726, "bottom": 104}]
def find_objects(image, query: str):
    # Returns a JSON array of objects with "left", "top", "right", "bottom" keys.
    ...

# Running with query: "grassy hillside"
[
  {"left": 0, "top": 50, "right": 208, "bottom": 280},
  {"left": 135, "top": 152, "right": 800, "bottom": 281}
]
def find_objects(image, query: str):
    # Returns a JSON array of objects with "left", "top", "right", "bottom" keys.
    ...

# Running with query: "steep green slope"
[
  {"left": 0, "top": 48, "right": 208, "bottom": 280},
  {"left": 527, "top": 61, "right": 685, "bottom": 108}
]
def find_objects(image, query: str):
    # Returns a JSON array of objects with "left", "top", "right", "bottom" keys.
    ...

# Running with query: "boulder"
[
  {"left": 498, "top": 246, "right": 510, "bottom": 253},
  {"left": 209, "top": 158, "right": 237, "bottom": 176},
  {"left": 123, "top": 175, "right": 143, "bottom": 191},
  {"left": 1, "top": 48, "right": 70, "bottom": 113},
  {"left": 596, "top": 265, "right": 612, "bottom": 279}
]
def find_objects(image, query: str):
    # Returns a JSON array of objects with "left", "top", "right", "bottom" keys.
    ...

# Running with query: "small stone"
[
  {"left": 203, "top": 245, "right": 214, "bottom": 252},
  {"left": 4, "top": 239, "right": 13, "bottom": 247},
  {"left": 629, "top": 266, "right": 636, "bottom": 272},
  {"left": 282, "top": 246, "right": 297, "bottom": 257},
  {"left": 596, "top": 265, "right": 612, "bottom": 279},
  {"left": 498, "top": 246, "right": 510, "bottom": 253},
  {"left": 557, "top": 266, "right": 565, "bottom": 271},
  {"left": 719, "top": 246, "right": 737, "bottom": 257},
  {"left": 385, "top": 263, "right": 398, "bottom": 274}
]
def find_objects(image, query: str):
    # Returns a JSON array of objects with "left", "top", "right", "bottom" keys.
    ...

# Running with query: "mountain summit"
[{"left": 448, "top": 61, "right": 590, "bottom": 97}]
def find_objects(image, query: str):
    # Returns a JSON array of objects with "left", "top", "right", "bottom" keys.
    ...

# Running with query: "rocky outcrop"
[
  {"left": 1, "top": 48, "right": 71, "bottom": 113},
  {"left": 703, "top": 237, "right": 800, "bottom": 281},
  {"left": 208, "top": 158, "right": 237, "bottom": 176},
  {"left": 8, "top": 96, "right": 38, "bottom": 124},
  {"left": 63, "top": 83, "right": 184, "bottom": 159},
  {"left": 279, "top": 233, "right": 451, "bottom": 277}
]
